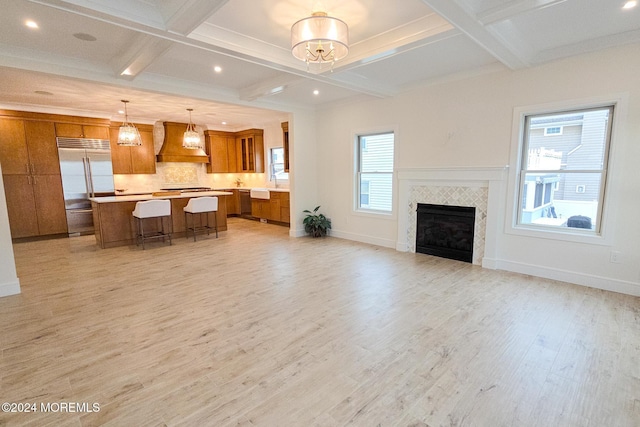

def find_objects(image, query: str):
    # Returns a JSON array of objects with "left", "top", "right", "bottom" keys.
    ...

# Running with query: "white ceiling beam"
[
  {"left": 532, "top": 27, "right": 640, "bottom": 64},
  {"left": 477, "top": 0, "right": 569, "bottom": 25},
  {"left": 239, "top": 75, "right": 304, "bottom": 101},
  {"left": 158, "top": 0, "right": 231, "bottom": 35},
  {"left": 111, "top": 35, "right": 173, "bottom": 80},
  {"left": 333, "top": 13, "right": 454, "bottom": 70},
  {"left": 26, "top": 0, "right": 166, "bottom": 29},
  {"left": 420, "top": 0, "right": 531, "bottom": 69}
]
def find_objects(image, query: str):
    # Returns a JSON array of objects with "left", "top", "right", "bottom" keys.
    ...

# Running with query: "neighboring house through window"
[
  {"left": 516, "top": 105, "right": 614, "bottom": 233},
  {"left": 356, "top": 132, "right": 394, "bottom": 212}
]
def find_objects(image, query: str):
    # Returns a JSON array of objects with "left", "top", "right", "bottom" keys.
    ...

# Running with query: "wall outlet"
[
  {"left": 610, "top": 251, "right": 622, "bottom": 263},
  {"left": 260, "top": 218, "right": 267, "bottom": 224}
]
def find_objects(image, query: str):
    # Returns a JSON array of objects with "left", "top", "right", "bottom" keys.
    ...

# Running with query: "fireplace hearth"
[{"left": 416, "top": 203, "right": 475, "bottom": 263}]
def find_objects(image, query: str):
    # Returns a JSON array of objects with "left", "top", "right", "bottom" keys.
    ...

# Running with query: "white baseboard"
[
  {"left": 0, "top": 279, "right": 21, "bottom": 297},
  {"left": 482, "top": 257, "right": 499, "bottom": 269},
  {"left": 290, "top": 227, "right": 307, "bottom": 238},
  {"left": 319, "top": 232, "right": 640, "bottom": 297},
  {"left": 330, "top": 229, "right": 396, "bottom": 249},
  {"left": 495, "top": 259, "right": 640, "bottom": 297},
  {"left": 396, "top": 241, "right": 409, "bottom": 252}
]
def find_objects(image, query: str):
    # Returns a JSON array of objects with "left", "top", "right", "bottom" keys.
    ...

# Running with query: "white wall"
[
  {"left": 289, "top": 109, "right": 318, "bottom": 237},
  {"left": 315, "top": 43, "right": 640, "bottom": 296},
  {"left": 0, "top": 163, "right": 21, "bottom": 297}
]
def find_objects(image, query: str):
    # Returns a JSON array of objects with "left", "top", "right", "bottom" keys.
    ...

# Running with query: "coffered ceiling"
[{"left": 0, "top": 0, "right": 638, "bottom": 129}]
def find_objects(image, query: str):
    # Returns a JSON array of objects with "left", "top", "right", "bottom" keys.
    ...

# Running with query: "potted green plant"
[{"left": 303, "top": 206, "right": 331, "bottom": 237}]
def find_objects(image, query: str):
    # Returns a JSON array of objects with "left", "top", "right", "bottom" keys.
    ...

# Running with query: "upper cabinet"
[
  {"left": 205, "top": 130, "right": 238, "bottom": 173},
  {"left": 281, "top": 122, "right": 289, "bottom": 173},
  {"left": 0, "top": 116, "right": 67, "bottom": 238},
  {"left": 236, "top": 129, "right": 264, "bottom": 173},
  {"left": 109, "top": 122, "right": 156, "bottom": 174},
  {"left": 0, "top": 118, "right": 60, "bottom": 176},
  {"left": 0, "top": 118, "right": 30, "bottom": 175},
  {"left": 205, "top": 128, "right": 264, "bottom": 174},
  {"left": 55, "top": 122, "right": 110, "bottom": 140}
]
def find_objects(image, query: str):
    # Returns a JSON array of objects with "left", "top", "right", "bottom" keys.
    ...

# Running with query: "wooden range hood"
[{"left": 156, "top": 121, "right": 209, "bottom": 163}]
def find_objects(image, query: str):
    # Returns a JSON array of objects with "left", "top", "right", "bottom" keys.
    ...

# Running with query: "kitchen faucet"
[{"left": 271, "top": 163, "right": 279, "bottom": 188}]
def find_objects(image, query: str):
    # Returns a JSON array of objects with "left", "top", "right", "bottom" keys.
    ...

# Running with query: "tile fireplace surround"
[{"left": 396, "top": 167, "right": 508, "bottom": 267}]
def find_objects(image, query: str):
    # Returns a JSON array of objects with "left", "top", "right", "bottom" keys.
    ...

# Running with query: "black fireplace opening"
[{"left": 416, "top": 203, "right": 475, "bottom": 263}]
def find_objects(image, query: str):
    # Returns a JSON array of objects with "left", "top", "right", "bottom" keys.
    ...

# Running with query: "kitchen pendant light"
[
  {"left": 117, "top": 100, "right": 142, "bottom": 146},
  {"left": 183, "top": 108, "right": 202, "bottom": 149}
]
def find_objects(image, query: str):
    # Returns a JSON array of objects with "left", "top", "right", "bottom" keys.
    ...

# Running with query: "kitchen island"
[{"left": 90, "top": 191, "right": 232, "bottom": 248}]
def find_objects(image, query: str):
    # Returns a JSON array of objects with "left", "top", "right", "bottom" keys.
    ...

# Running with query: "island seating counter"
[{"left": 90, "top": 191, "right": 232, "bottom": 248}]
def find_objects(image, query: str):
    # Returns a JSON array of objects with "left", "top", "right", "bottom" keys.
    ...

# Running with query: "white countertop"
[
  {"left": 220, "top": 187, "right": 290, "bottom": 192},
  {"left": 90, "top": 190, "right": 233, "bottom": 204}
]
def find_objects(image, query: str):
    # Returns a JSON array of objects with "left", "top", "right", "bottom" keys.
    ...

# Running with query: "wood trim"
[
  {"left": 109, "top": 122, "right": 155, "bottom": 132},
  {"left": 0, "top": 109, "right": 111, "bottom": 125}
]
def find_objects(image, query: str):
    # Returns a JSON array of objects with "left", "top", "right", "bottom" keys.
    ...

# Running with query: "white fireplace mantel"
[{"left": 396, "top": 166, "right": 509, "bottom": 268}]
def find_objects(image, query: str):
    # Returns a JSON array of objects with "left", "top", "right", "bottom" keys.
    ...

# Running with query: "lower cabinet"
[
  {"left": 3, "top": 173, "right": 67, "bottom": 238},
  {"left": 225, "top": 189, "right": 241, "bottom": 215},
  {"left": 275, "top": 191, "right": 290, "bottom": 223},
  {"left": 251, "top": 198, "right": 270, "bottom": 220},
  {"left": 250, "top": 191, "right": 290, "bottom": 224}
]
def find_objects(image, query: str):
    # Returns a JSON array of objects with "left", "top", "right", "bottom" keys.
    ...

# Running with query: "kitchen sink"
[{"left": 250, "top": 188, "right": 270, "bottom": 199}]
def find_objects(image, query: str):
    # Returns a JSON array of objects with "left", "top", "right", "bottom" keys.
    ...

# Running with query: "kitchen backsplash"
[{"left": 113, "top": 162, "right": 274, "bottom": 193}]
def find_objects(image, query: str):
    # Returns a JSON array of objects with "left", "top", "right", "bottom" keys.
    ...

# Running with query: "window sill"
[
  {"left": 354, "top": 208, "right": 394, "bottom": 220},
  {"left": 506, "top": 223, "right": 611, "bottom": 246}
]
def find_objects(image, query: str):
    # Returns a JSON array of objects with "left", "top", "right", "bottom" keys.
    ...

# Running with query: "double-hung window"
[
  {"left": 269, "top": 147, "right": 288, "bottom": 181},
  {"left": 356, "top": 132, "right": 394, "bottom": 213},
  {"left": 516, "top": 105, "right": 614, "bottom": 234}
]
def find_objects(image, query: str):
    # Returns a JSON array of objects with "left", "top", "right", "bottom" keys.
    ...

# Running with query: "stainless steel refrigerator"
[{"left": 57, "top": 137, "right": 115, "bottom": 235}]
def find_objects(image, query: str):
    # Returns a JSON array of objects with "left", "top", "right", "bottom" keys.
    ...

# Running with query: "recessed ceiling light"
[
  {"left": 313, "top": 90, "right": 319, "bottom": 95},
  {"left": 213, "top": 66, "right": 222, "bottom": 73},
  {"left": 221, "top": 121, "right": 227, "bottom": 125},
  {"left": 34, "top": 90, "right": 53, "bottom": 96},
  {"left": 118, "top": 110, "right": 125, "bottom": 115},
  {"left": 73, "top": 32, "right": 97, "bottom": 42},
  {"left": 25, "top": 20, "right": 38, "bottom": 29},
  {"left": 623, "top": 0, "right": 637, "bottom": 9}
]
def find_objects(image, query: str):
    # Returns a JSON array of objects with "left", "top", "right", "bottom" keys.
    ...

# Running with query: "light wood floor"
[{"left": 1, "top": 218, "right": 639, "bottom": 427}]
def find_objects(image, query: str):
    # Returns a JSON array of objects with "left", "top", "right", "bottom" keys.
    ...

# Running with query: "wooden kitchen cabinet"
[
  {"left": 2, "top": 174, "right": 39, "bottom": 237},
  {"left": 55, "top": 122, "right": 110, "bottom": 140},
  {"left": 92, "top": 195, "right": 229, "bottom": 248},
  {"left": 0, "top": 119, "right": 67, "bottom": 238},
  {"left": 29, "top": 174, "right": 68, "bottom": 235},
  {"left": 206, "top": 128, "right": 262, "bottom": 174},
  {"left": 236, "top": 129, "right": 264, "bottom": 173},
  {"left": 205, "top": 130, "right": 238, "bottom": 173},
  {"left": 270, "top": 191, "right": 290, "bottom": 223},
  {"left": 281, "top": 121, "right": 290, "bottom": 173},
  {"left": 274, "top": 191, "right": 290, "bottom": 223},
  {"left": 109, "top": 123, "right": 156, "bottom": 174},
  {"left": 0, "top": 119, "right": 62, "bottom": 176},
  {"left": 251, "top": 191, "right": 290, "bottom": 224},
  {"left": 251, "top": 198, "right": 270, "bottom": 219},
  {"left": 24, "top": 121, "right": 62, "bottom": 174},
  {"left": 225, "top": 189, "right": 241, "bottom": 215},
  {"left": 0, "top": 118, "right": 30, "bottom": 175},
  {"left": 269, "top": 197, "right": 281, "bottom": 222}
]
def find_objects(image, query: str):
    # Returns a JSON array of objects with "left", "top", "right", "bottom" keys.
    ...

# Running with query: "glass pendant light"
[
  {"left": 183, "top": 108, "right": 202, "bottom": 149},
  {"left": 117, "top": 100, "right": 142, "bottom": 146}
]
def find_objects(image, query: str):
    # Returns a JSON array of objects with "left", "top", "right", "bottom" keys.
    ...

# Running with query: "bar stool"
[
  {"left": 183, "top": 197, "right": 218, "bottom": 241},
  {"left": 132, "top": 199, "right": 172, "bottom": 249}
]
